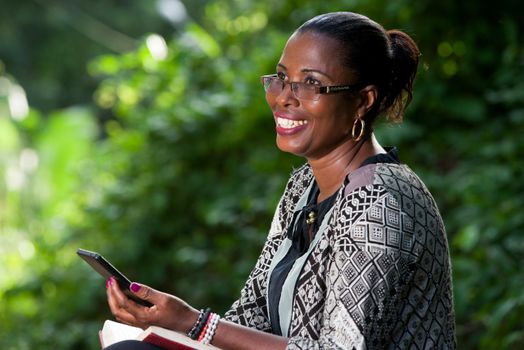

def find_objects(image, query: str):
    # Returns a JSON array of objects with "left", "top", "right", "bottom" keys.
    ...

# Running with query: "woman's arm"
[
  {"left": 105, "top": 166, "right": 312, "bottom": 349},
  {"left": 105, "top": 197, "right": 290, "bottom": 349},
  {"left": 106, "top": 279, "right": 288, "bottom": 350}
]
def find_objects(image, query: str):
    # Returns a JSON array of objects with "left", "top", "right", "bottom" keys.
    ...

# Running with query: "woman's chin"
[{"left": 276, "top": 138, "right": 307, "bottom": 157}]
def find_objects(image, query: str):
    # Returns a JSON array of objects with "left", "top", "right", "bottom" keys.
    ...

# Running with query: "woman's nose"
[{"left": 275, "top": 82, "right": 299, "bottom": 107}]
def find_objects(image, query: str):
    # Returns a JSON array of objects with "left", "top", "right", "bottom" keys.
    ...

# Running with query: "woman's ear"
[{"left": 355, "top": 85, "right": 378, "bottom": 117}]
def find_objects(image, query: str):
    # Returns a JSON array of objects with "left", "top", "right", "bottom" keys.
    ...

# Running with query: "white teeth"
[{"left": 277, "top": 117, "right": 308, "bottom": 129}]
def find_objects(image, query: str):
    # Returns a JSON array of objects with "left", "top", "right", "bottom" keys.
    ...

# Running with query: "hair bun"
[{"left": 384, "top": 30, "right": 420, "bottom": 122}]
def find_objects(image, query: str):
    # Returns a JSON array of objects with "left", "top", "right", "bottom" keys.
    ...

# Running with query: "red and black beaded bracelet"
[{"left": 187, "top": 307, "right": 212, "bottom": 340}]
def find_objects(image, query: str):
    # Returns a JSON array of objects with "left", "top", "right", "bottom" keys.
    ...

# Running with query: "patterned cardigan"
[{"left": 224, "top": 162, "right": 456, "bottom": 349}]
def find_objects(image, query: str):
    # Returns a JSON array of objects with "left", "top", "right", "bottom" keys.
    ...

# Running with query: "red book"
[{"left": 99, "top": 320, "right": 220, "bottom": 350}]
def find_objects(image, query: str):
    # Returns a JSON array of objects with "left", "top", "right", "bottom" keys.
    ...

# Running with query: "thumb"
[{"left": 129, "top": 282, "right": 160, "bottom": 303}]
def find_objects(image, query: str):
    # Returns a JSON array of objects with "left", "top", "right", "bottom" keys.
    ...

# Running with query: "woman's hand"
[
  {"left": 106, "top": 277, "right": 199, "bottom": 333},
  {"left": 107, "top": 277, "right": 289, "bottom": 350}
]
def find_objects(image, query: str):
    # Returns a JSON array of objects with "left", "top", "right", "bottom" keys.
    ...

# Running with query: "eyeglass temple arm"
[{"left": 317, "top": 85, "right": 354, "bottom": 93}]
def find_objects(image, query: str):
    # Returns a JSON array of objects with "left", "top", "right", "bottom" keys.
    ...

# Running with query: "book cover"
[{"left": 100, "top": 320, "right": 220, "bottom": 350}]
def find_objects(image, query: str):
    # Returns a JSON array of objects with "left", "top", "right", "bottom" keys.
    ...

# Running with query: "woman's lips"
[{"left": 274, "top": 113, "right": 309, "bottom": 135}]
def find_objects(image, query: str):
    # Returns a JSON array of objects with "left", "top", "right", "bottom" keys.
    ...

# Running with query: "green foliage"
[
  {"left": 1, "top": 1, "right": 523, "bottom": 349},
  {"left": 0, "top": 0, "right": 173, "bottom": 112}
]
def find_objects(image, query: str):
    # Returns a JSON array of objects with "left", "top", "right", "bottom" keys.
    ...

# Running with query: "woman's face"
[{"left": 266, "top": 31, "right": 358, "bottom": 160}]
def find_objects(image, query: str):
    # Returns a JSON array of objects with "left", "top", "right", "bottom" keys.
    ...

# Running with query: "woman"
[{"left": 106, "top": 12, "right": 456, "bottom": 349}]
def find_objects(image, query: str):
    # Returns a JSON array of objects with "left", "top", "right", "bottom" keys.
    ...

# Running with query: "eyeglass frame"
[{"left": 260, "top": 74, "right": 360, "bottom": 101}]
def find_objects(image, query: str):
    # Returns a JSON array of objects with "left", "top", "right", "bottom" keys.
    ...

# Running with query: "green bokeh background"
[{"left": 1, "top": 0, "right": 523, "bottom": 348}]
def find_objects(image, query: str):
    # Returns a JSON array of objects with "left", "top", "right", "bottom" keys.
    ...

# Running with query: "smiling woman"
[
  {"left": 266, "top": 31, "right": 361, "bottom": 163},
  {"left": 104, "top": 12, "right": 456, "bottom": 350}
]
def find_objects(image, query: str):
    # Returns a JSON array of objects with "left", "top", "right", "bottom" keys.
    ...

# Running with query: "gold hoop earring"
[{"left": 352, "top": 118, "right": 365, "bottom": 142}]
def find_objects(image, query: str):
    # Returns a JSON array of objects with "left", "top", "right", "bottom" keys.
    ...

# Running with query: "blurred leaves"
[{"left": 1, "top": 0, "right": 523, "bottom": 349}]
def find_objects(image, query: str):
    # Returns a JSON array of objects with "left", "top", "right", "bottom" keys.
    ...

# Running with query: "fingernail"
[
  {"left": 130, "top": 282, "right": 141, "bottom": 293},
  {"left": 106, "top": 277, "right": 113, "bottom": 288}
]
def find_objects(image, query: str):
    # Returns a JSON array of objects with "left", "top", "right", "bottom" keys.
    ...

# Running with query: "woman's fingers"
[
  {"left": 106, "top": 277, "right": 149, "bottom": 328},
  {"left": 129, "top": 282, "right": 163, "bottom": 306},
  {"left": 105, "top": 277, "right": 197, "bottom": 332}
]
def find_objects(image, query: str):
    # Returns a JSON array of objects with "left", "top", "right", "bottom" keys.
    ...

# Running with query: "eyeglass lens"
[{"left": 264, "top": 77, "right": 317, "bottom": 101}]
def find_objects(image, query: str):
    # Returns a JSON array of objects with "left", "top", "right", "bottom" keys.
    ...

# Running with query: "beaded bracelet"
[
  {"left": 197, "top": 312, "right": 214, "bottom": 342},
  {"left": 187, "top": 308, "right": 204, "bottom": 338},
  {"left": 201, "top": 313, "right": 220, "bottom": 345},
  {"left": 197, "top": 312, "right": 219, "bottom": 342},
  {"left": 197, "top": 319, "right": 210, "bottom": 342},
  {"left": 188, "top": 307, "right": 212, "bottom": 340}
]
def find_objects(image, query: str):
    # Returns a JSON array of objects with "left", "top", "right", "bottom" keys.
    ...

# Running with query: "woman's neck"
[{"left": 308, "top": 134, "right": 385, "bottom": 202}]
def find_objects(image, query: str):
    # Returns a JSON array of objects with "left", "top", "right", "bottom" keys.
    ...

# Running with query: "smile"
[{"left": 277, "top": 117, "right": 308, "bottom": 129}]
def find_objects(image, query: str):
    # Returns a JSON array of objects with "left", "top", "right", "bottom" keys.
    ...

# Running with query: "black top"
[{"left": 268, "top": 147, "right": 400, "bottom": 335}]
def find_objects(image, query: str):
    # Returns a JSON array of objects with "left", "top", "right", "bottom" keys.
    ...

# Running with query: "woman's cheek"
[{"left": 265, "top": 94, "right": 275, "bottom": 108}]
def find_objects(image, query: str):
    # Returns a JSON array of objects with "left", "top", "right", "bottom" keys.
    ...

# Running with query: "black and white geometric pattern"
[{"left": 224, "top": 163, "right": 456, "bottom": 349}]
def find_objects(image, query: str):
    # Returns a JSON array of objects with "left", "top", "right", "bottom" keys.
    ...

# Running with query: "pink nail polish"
[
  {"left": 106, "top": 279, "right": 110, "bottom": 289},
  {"left": 130, "top": 282, "right": 141, "bottom": 293}
]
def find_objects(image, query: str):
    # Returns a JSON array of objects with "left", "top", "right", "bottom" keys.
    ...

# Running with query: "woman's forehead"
[{"left": 278, "top": 31, "right": 351, "bottom": 81}]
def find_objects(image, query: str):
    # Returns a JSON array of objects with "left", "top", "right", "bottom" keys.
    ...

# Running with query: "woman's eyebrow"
[
  {"left": 302, "top": 68, "right": 333, "bottom": 80},
  {"left": 277, "top": 64, "right": 333, "bottom": 80}
]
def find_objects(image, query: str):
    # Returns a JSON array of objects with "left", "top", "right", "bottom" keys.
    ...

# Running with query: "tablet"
[{"left": 77, "top": 248, "right": 153, "bottom": 307}]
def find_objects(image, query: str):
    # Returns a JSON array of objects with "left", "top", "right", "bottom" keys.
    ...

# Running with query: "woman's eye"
[
  {"left": 305, "top": 77, "right": 321, "bottom": 85},
  {"left": 276, "top": 72, "right": 286, "bottom": 80}
]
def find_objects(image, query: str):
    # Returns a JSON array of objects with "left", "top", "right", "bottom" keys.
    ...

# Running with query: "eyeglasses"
[{"left": 260, "top": 74, "right": 358, "bottom": 101}]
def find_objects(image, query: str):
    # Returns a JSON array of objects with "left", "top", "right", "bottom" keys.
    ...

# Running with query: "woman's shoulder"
[
  {"left": 334, "top": 163, "right": 444, "bottom": 259},
  {"left": 344, "top": 162, "right": 432, "bottom": 200},
  {"left": 340, "top": 162, "right": 442, "bottom": 232}
]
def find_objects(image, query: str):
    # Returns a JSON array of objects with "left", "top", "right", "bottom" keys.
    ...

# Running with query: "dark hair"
[{"left": 297, "top": 12, "right": 420, "bottom": 125}]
